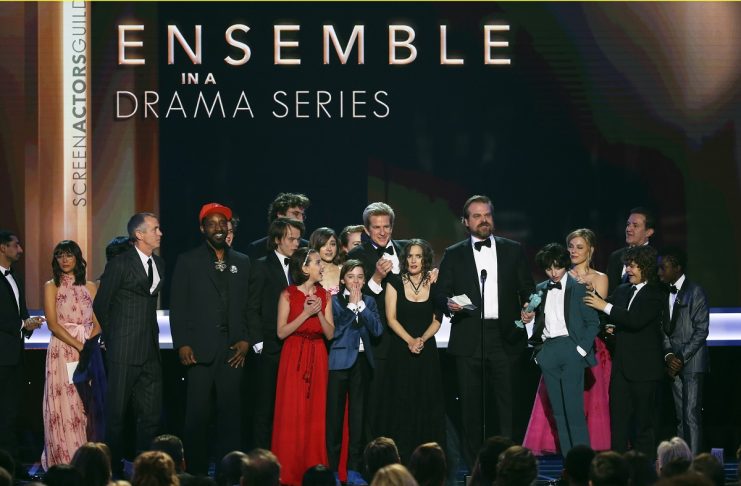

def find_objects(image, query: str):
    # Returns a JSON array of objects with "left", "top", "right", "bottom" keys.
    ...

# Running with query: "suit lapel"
[
  {"left": 0, "top": 273, "right": 20, "bottom": 315},
  {"left": 668, "top": 285, "right": 684, "bottom": 334},
  {"left": 199, "top": 245, "right": 221, "bottom": 296},
  {"left": 267, "top": 252, "right": 289, "bottom": 286},
  {"left": 463, "top": 240, "right": 482, "bottom": 306},
  {"left": 564, "top": 276, "right": 573, "bottom": 332}
]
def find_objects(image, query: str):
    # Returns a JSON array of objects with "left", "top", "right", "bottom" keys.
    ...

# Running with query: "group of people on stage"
[{"left": 0, "top": 192, "right": 711, "bottom": 485}]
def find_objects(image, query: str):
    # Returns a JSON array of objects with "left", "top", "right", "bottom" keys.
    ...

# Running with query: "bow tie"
[
  {"left": 284, "top": 257, "right": 291, "bottom": 266},
  {"left": 547, "top": 281, "right": 562, "bottom": 291},
  {"left": 630, "top": 285, "right": 637, "bottom": 294},
  {"left": 3, "top": 269, "right": 11, "bottom": 276},
  {"left": 474, "top": 239, "right": 491, "bottom": 251},
  {"left": 376, "top": 246, "right": 394, "bottom": 257},
  {"left": 669, "top": 285, "right": 678, "bottom": 294}
]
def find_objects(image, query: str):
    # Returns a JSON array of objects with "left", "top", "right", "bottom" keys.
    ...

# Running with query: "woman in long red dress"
[{"left": 272, "top": 247, "right": 335, "bottom": 486}]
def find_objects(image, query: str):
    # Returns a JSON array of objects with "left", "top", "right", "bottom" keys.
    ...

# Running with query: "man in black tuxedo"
[
  {"left": 585, "top": 245, "right": 665, "bottom": 457},
  {"left": 346, "top": 202, "right": 407, "bottom": 438},
  {"left": 658, "top": 247, "right": 709, "bottom": 455},
  {"left": 437, "top": 195, "right": 534, "bottom": 464},
  {"left": 170, "top": 203, "right": 251, "bottom": 474},
  {"left": 93, "top": 212, "right": 165, "bottom": 475},
  {"left": 246, "top": 217, "right": 304, "bottom": 449},
  {"left": 607, "top": 207, "right": 655, "bottom": 295},
  {"left": 244, "top": 193, "right": 310, "bottom": 260},
  {"left": 0, "top": 230, "right": 43, "bottom": 460}
]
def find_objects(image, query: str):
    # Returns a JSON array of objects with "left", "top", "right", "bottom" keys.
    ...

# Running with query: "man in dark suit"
[
  {"left": 607, "top": 207, "right": 656, "bottom": 295},
  {"left": 244, "top": 193, "right": 310, "bottom": 260},
  {"left": 0, "top": 230, "right": 43, "bottom": 460},
  {"left": 658, "top": 247, "right": 709, "bottom": 455},
  {"left": 437, "top": 195, "right": 534, "bottom": 464},
  {"left": 246, "top": 217, "right": 304, "bottom": 449},
  {"left": 93, "top": 212, "right": 165, "bottom": 475},
  {"left": 170, "top": 203, "right": 250, "bottom": 474},
  {"left": 529, "top": 243, "right": 600, "bottom": 455},
  {"left": 346, "top": 202, "right": 407, "bottom": 438},
  {"left": 585, "top": 245, "right": 665, "bottom": 457}
]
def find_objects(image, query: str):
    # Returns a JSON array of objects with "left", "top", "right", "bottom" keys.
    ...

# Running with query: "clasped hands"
[
  {"left": 23, "top": 316, "right": 45, "bottom": 331},
  {"left": 303, "top": 294, "right": 322, "bottom": 316},
  {"left": 408, "top": 337, "right": 424, "bottom": 354},
  {"left": 665, "top": 353, "right": 684, "bottom": 377}
]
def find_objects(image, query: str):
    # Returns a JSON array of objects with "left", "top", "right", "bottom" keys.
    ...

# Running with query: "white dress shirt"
[
  {"left": 275, "top": 250, "right": 291, "bottom": 285},
  {"left": 669, "top": 274, "right": 686, "bottom": 320},
  {"left": 604, "top": 281, "right": 647, "bottom": 315},
  {"left": 134, "top": 246, "right": 161, "bottom": 294},
  {"left": 543, "top": 273, "right": 568, "bottom": 339},
  {"left": 368, "top": 242, "right": 400, "bottom": 295},
  {"left": 471, "top": 236, "right": 499, "bottom": 319}
]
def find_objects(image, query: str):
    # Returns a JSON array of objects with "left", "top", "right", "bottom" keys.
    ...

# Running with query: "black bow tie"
[
  {"left": 377, "top": 246, "right": 394, "bottom": 257},
  {"left": 630, "top": 285, "right": 637, "bottom": 294},
  {"left": 3, "top": 269, "right": 11, "bottom": 276},
  {"left": 284, "top": 257, "right": 291, "bottom": 266},
  {"left": 547, "top": 281, "right": 562, "bottom": 291},
  {"left": 669, "top": 285, "right": 678, "bottom": 294},
  {"left": 474, "top": 239, "right": 491, "bottom": 251}
]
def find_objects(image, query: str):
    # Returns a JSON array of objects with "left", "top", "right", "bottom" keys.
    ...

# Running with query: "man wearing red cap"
[{"left": 170, "top": 203, "right": 251, "bottom": 475}]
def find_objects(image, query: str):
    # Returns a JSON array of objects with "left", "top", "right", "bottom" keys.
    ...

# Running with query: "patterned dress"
[{"left": 41, "top": 274, "right": 95, "bottom": 469}]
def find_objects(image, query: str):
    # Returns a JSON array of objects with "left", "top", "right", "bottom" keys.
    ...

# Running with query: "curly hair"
[
  {"left": 268, "top": 193, "right": 310, "bottom": 223},
  {"left": 400, "top": 239, "right": 434, "bottom": 287},
  {"left": 623, "top": 245, "right": 658, "bottom": 284},
  {"left": 52, "top": 240, "right": 87, "bottom": 286}
]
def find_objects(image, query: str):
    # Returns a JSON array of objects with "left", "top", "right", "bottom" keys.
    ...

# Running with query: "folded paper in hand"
[{"left": 451, "top": 294, "right": 477, "bottom": 311}]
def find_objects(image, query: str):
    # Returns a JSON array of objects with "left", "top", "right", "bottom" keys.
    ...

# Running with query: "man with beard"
[
  {"left": 170, "top": 203, "right": 251, "bottom": 474},
  {"left": 437, "top": 195, "right": 534, "bottom": 465}
]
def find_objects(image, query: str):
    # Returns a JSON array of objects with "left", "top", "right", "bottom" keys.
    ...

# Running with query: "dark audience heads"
[
  {"left": 216, "top": 451, "right": 247, "bottom": 486},
  {"left": 267, "top": 218, "right": 305, "bottom": 251},
  {"left": 690, "top": 453, "right": 725, "bottom": 486},
  {"left": 656, "top": 438, "right": 692, "bottom": 474},
  {"left": 106, "top": 236, "right": 132, "bottom": 262},
  {"left": 0, "top": 450, "right": 14, "bottom": 480},
  {"left": 408, "top": 442, "right": 446, "bottom": 486},
  {"left": 240, "top": 449, "right": 281, "bottom": 486},
  {"left": 150, "top": 434, "right": 186, "bottom": 474},
  {"left": 71, "top": 442, "right": 113, "bottom": 486},
  {"left": 289, "top": 248, "right": 318, "bottom": 285},
  {"left": 655, "top": 472, "right": 713, "bottom": 486},
  {"left": 534, "top": 243, "right": 571, "bottom": 271},
  {"left": 622, "top": 451, "right": 657, "bottom": 486},
  {"left": 659, "top": 459, "right": 691, "bottom": 479},
  {"left": 131, "top": 450, "right": 179, "bottom": 486},
  {"left": 127, "top": 212, "right": 158, "bottom": 240},
  {"left": 44, "top": 464, "right": 85, "bottom": 486},
  {"left": 622, "top": 245, "right": 658, "bottom": 284},
  {"left": 470, "top": 436, "right": 515, "bottom": 486},
  {"left": 364, "top": 437, "right": 401, "bottom": 483},
  {"left": 370, "top": 464, "right": 418, "bottom": 486},
  {"left": 268, "top": 193, "right": 310, "bottom": 223},
  {"left": 362, "top": 202, "right": 395, "bottom": 228},
  {"left": 0, "top": 466, "right": 10, "bottom": 486},
  {"left": 562, "top": 445, "right": 595, "bottom": 486},
  {"left": 495, "top": 446, "right": 537, "bottom": 486},
  {"left": 589, "top": 451, "right": 629, "bottom": 486},
  {"left": 51, "top": 240, "right": 87, "bottom": 286},
  {"left": 301, "top": 465, "right": 336, "bottom": 486}
]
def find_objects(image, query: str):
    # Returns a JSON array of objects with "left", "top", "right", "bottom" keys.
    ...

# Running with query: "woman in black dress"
[{"left": 381, "top": 239, "right": 445, "bottom": 462}]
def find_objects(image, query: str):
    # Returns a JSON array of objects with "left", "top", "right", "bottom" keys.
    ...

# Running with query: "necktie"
[
  {"left": 474, "top": 239, "right": 492, "bottom": 252},
  {"left": 147, "top": 258, "right": 154, "bottom": 290},
  {"left": 284, "top": 257, "right": 291, "bottom": 266},
  {"left": 377, "top": 246, "right": 394, "bottom": 257},
  {"left": 669, "top": 285, "right": 678, "bottom": 294},
  {"left": 547, "top": 281, "right": 562, "bottom": 291},
  {"left": 2, "top": 269, "right": 10, "bottom": 276}
]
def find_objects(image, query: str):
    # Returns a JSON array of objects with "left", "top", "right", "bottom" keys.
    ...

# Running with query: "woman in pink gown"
[
  {"left": 523, "top": 229, "right": 611, "bottom": 454},
  {"left": 272, "top": 248, "right": 335, "bottom": 486},
  {"left": 41, "top": 240, "right": 102, "bottom": 469}
]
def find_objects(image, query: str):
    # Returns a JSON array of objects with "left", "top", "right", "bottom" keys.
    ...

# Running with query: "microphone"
[{"left": 480, "top": 269, "right": 487, "bottom": 283}]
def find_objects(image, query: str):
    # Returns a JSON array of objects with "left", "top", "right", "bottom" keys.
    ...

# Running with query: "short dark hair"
[
  {"left": 623, "top": 245, "right": 658, "bottom": 284},
  {"left": 44, "top": 464, "right": 84, "bottom": 486},
  {"left": 105, "top": 236, "right": 131, "bottom": 262},
  {"left": 268, "top": 193, "right": 310, "bottom": 223},
  {"left": 590, "top": 451, "right": 629, "bottom": 486},
  {"left": 470, "top": 436, "right": 514, "bottom": 486},
  {"left": 655, "top": 472, "right": 714, "bottom": 486},
  {"left": 623, "top": 451, "right": 657, "bottom": 486},
  {"left": 496, "top": 446, "right": 537, "bottom": 486},
  {"left": 52, "top": 240, "right": 87, "bottom": 286},
  {"left": 289, "top": 248, "right": 318, "bottom": 285},
  {"left": 363, "top": 437, "right": 400, "bottom": 482},
  {"left": 241, "top": 449, "right": 280, "bottom": 486},
  {"left": 339, "top": 259, "right": 365, "bottom": 294},
  {"left": 267, "top": 218, "right": 305, "bottom": 251},
  {"left": 150, "top": 434, "right": 185, "bottom": 473},
  {"left": 629, "top": 207, "right": 656, "bottom": 230},
  {"left": 535, "top": 243, "right": 570, "bottom": 271},
  {"left": 126, "top": 212, "right": 157, "bottom": 240},
  {"left": 563, "top": 445, "right": 595, "bottom": 486},
  {"left": 463, "top": 195, "right": 493, "bottom": 219},
  {"left": 690, "top": 453, "right": 725, "bottom": 486},
  {"left": 660, "top": 459, "right": 692, "bottom": 479},
  {"left": 309, "top": 227, "right": 340, "bottom": 265},
  {"left": 659, "top": 246, "right": 688, "bottom": 272},
  {"left": 217, "top": 451, "right": 247, "bottom": 486},
  {"left": 301, "top": 465, "right": 336, "bottom": 486},
  {"left": 408, "top": 443, "right": 446, "bottom": 486},
  {"left": 0, "top": 230, "right": 16, "bottom": 246},
  {"left": 71, "top": 442, "right": 112, "bottom": 486}
]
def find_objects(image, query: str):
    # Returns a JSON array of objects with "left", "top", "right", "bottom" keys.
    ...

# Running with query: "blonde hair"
[
  {"left": 371, "top": 464, "right": 418, "bottom": 486},
  {"left": 566, "top": 228, "right": 597, "bottom": 268}
]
